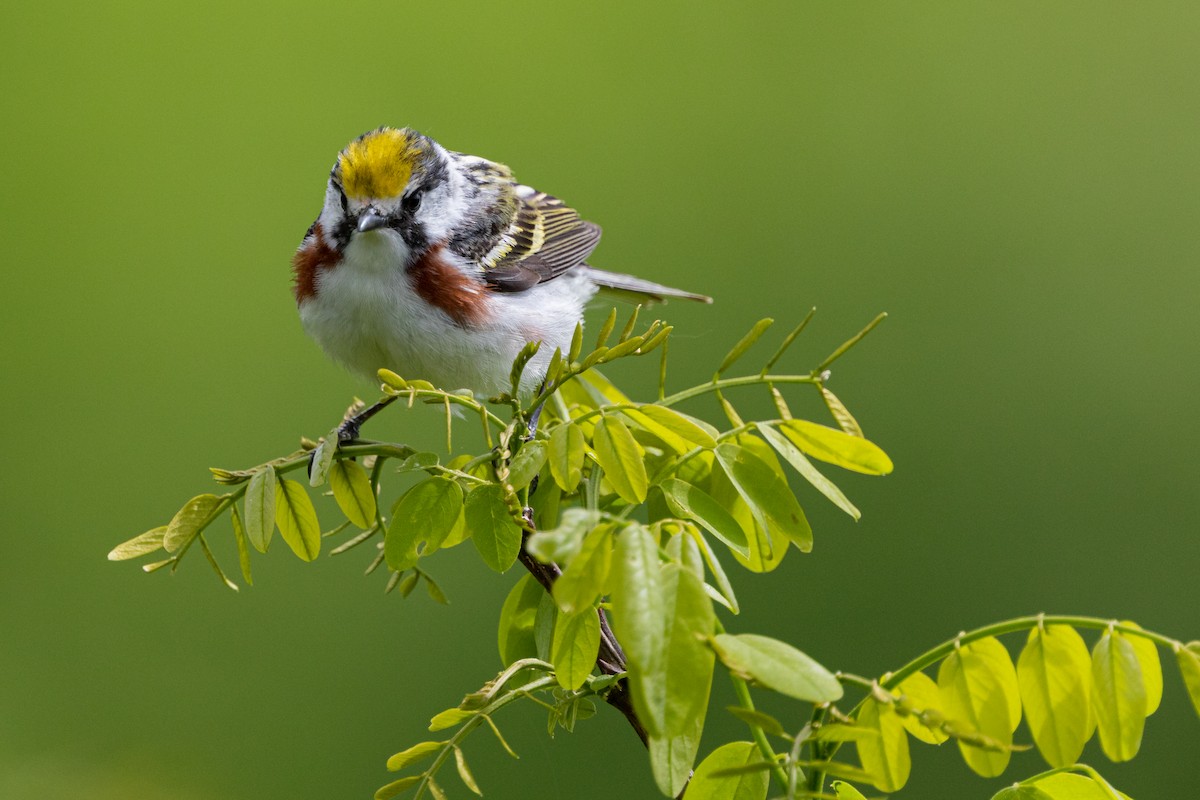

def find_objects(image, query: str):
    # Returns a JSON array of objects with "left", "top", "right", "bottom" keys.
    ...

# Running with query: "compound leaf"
[
  {"left": 685, "top": 741, "right": 768, "bottom": 800},
  {"left": 329, "top": 459, "right": 376, "bottom": 529},
  {"left": 552, "top": 524, "right": 613, "bottom": 615},
  {"left": 385, "top": 740, "right": 442, "bottom": 772},
  {"left": 1176, "top": 642, "right": 1200, "bottom": 720},
  {"left": 108, "top": 526, "right": 166, "bottom": 561},
  {"left": 387, "top": 478, "right": 463, "bottom": 571},
  {"left": 497, "top": 573, "right": 544, "bottom": 666},
  {"left": 592, "top": 414, "right": 648, "bottom": 503},
  {"left": 244, "top": 466, "right": 276, "bottom": 553},
  {"left": 164, "top": 494, "right": 222, "bottom": 553},
  {"left": 1017, "top": 624, "right": 1092, "bottom": 768},
  {"left": 552, "top": 609, "right": 601, "bottom": 690},
  {"left": 1121, "top": 621, "right": 1162, "bottom": 716},
  {"left": 938, "top": 643, "right": 1013, "bottom": 777},
  {"left": 275, "top": 479, "right": 320, "bottom": 561},
  {"left": 548, "top": 423, "right": 585, "bottom": 492},
  {"left": 758, "top": 423, "right": 860, "bottom": 520},
  {"left": 465, "top": 484, "right": 521, "bottom": 573},
  {"left": 711, "top": 633, "right": 842, "bottom": 703},
  {"left": 894, "top": 670, "right": 949, "bottom": 745},
  {"left": 780, "top": 419, "right": 893, "bottom": 476},
  {"left": 714, "top": 442, "right": 811, "bottom": 553},
  {"left": 1091, "top": 629, "right": 1146, "bottom": 762},
  {"left": 855, "top": 697, "right": 910, "bottom": 792},
  {"left": 660, "top": 478, "right": 748, "bottom": 556}
]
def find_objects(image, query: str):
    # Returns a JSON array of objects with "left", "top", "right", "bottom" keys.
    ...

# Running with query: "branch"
[{"left": 517, "top": 528, "right": 648, "bottom": 746}]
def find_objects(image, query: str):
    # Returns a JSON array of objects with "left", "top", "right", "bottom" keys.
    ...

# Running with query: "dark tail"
[{"left": 585, "top": 267, "right": 713, "bottom": 304}]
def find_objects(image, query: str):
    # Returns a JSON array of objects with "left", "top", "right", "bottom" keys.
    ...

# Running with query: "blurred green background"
[{"left": 2, "top": 2, "right": 1197, "bottom": 797}]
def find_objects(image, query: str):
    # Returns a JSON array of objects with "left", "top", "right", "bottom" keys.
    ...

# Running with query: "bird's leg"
[
  {"left": 525, "top": 401, "right": 545, "bottom": 439},
  {"left": 523, "top": 379, "right": 548, "bottom": 441},
  {"left": 338, "top": 395, "right": 399, "bottom": 443}
]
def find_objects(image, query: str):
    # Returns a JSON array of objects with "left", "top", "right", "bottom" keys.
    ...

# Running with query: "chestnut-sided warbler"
[{"left": 293, "top": 127, "right": 710, "bottom": 400}]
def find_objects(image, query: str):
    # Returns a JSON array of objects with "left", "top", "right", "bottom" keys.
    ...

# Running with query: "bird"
[{"left": 292, "top": 127, "right": 711, "bottom": 404}]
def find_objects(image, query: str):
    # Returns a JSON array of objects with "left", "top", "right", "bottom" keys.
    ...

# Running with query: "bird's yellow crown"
[{"left": 338, "top": 128, "right": 422, "bottom": 200}]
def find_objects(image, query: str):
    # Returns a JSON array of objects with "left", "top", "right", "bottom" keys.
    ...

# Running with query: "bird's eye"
[{"left": 402, "top": 189, "right": 423, "bottom": 213}]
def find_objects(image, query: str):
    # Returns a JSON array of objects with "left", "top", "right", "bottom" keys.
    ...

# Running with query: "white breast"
[{"left": 299, "top": 230, "right": 597, "bottom": 397}]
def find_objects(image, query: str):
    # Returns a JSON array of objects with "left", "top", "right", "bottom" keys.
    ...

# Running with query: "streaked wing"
[{"left": 482, "top": 188, "right": 603, "bottom": 292}]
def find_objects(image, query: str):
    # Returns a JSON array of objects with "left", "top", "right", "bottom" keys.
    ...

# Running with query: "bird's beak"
[{"left": 357, "top": 207, "right": 388, "bottom": 233}]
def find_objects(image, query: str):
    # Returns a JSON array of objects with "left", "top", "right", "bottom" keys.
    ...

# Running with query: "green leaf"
[
  {"left": 620, "top": 407, "right": 692, "bottom": 455},
  {"left": 1120, "top": 621, "right": 1162, "bottom": 716},
  {"left": 687, "top": 526, "right": 739, "bottom": 614},
  {"left": 990, "top": 784, "right": 1055, "bottom": 800},
  {"left": 649, "top": 689, "right": 709, "bottom": 798},
  {"left": 725, "top": 706, "right": 787, "bottom": 738},
  {"left": 533, "top": 591, "right": 558, "bottom": 662},
  {"left": 799, "top": 761, "right": 877, "bottom": 783},
  {"left": 244, "top": 466, "right": 276, "bottom": 553},
  {"left": 592, "top": 415, "right": 649, "bottom": 503},
  {"left": 714, "top": 442, "right": 812, "bottom": 553},
  {"left": 308, "top": 429, "right": 338, "bottom": 487},
  {"left": 660, "top": 478, "right": 749, "bottom": 556},
  {"left": 758, "top": 423, "right": 861, "bottom": 520},
  {"left": 658, "top": 564, "right": 716, "bottom": 736},
  {"left": 198, "top": 533, "right": 239, "bottom": 591},
  {"left": 552, "top": 524, "right": 613, "bottom": 614},
  {"left": 387, "top": 478, "right": 463, "bottom": 571},
  {"left": 711, "top": 633, "right": 842, "bottom": 702},
  {"left": 1176, "top": 641, "right": 1200, "bottom": 719},
  {"left": 894, "top": 670, "right": 948, "bottom": 744},
  {"left": 568, "top": 321, "right": 584, "bottom": 362},
  {"left": 497, "top": 573, "right": 544, "bottom": 666},
  {"left": 274, "top": 479, "right": 321, "bottom": 561},
  {"left": 108, "top": 526, "right": 166, "bottom": 561},
  {"left": 397, "top": 570, "right": 420, "bottom": 598},
  {"left": 685, "top": 741, "right": 769, "bottom": 800},
  {"left": 816, "top": 312, "right": 887, "bottom": 371},
  {"left": 780, "top": 419, "right": 893, "bottom": 476},
  {"left": 595, "top": 306, "right": 618, "bottom": 349},
  {"left": 708, "top": 458, "right": 785, "bottom": 574},
  {"left": 1091, "top": 629, "right": 1146, "bottom": 762},
  {"left": 229, "top": 505, "right": 253, "bottom": 586},
  {"left": 429, "top": 708, "right": 473, "bottom": 732},
  {"left": 548, "top": 423, "right": 585, "bottom": 492},
  {"left": 397, "top": 451, "right": 439, "bottom": 472},
  {"left": 1017, "top": 625, "right": 1093, "bottom": 768},
  {"left": 813, "top": 724, "right": 881, "bottom": 743},
  {"left": 453, "top": 746, "right": 483, "bottom": 796},
  {"left": 506, "top": 440, "right": 547, "bottom": 491},
  {"left": 855, "top": 697, "right": 910, "bottom": 793},
  {"left": 831, "top": 781, "right": 870, "bottom": 800},
  {"left": 423, "top": 572, "right": 449, "bottom": 605},
  {"left": 465, "top": 484, "right": 522, "bottom": 572},
  {"left": 611, "top": 530, "right": 715, "bottom": 739},
  {"left": 374, "top": 776, "right": 421, "bottom": 800},
  {"left": 938, "top": 642, "right": 1014, "bottom": 777},
  {"left": 526, "top": 507, "right": 599, "bottom": 563},
  {"left": 1030, "top": 771, "right": 1134, "bottom": 800},
  {"left": 631, "top": 404, "right": 718, "bottom": 449},
  {"left": 329, "top": 459, "right": 377, "bottom": 529},
  {"left": 610, "top": 524, "right": 665, "bottom": 735},
  {"left": 551, "top": 609, "right": 600, "bottom": 690},
  {"left": 164, "top": 494, "right": 223, "bottom": 552},
  {"left": 717, "top": 317, "right": 774, "bottom": 375},
  {"left": 386, "top": 740, "right": 442, "bottom": 771},
  {"left": 970, "top": 635, "right": 1022, "bottom": 732},
  {"left": 820, "top": 386, "right": 864, "bottom": 437}
]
